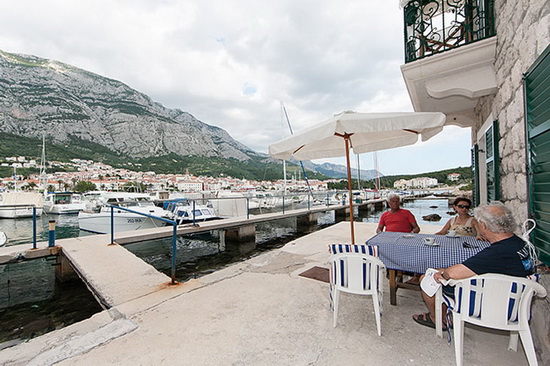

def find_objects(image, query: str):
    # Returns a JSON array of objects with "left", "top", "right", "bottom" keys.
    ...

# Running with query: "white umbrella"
[{"left": 268, "top": 111, "right": 447, "bottom": 243}]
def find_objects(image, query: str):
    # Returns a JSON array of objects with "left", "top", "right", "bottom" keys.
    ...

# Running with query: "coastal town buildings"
[
  {"left": 0, "top": 157, "right": 328, "bottom": 194},
  {"left": 447, "top": 172, "right": 461, "bottom": 181},
  {"left": 398, "top": 0, "right": 550, "bottom": 361},
  {"left": 393, "top": 177, "right": 438, "bottom": 189}
]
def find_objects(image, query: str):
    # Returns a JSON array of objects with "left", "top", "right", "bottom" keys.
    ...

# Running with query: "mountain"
[
  {"left": 0, "top": 49, "right": 381, "bottom": 181},
  {"left": 299, "top": 160, "right": 382, "bottom": 180},
  {"left": 0, "top": 49, "right": 257, "bottom": 161}
]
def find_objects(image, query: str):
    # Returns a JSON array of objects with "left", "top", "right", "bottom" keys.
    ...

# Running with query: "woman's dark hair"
[{"left": 453, "top": 197, "right": 472, "bottom": 207}]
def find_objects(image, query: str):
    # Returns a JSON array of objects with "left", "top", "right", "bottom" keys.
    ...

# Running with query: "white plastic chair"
[
  {"left": 437, "top": 274, "right": 547, "bottom": 366},
  {"left": 329, "top": 252, "right": 385, "bottom": 336}
]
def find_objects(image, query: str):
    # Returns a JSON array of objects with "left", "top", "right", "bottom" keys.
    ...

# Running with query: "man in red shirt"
[
  {"left": 376, "top": 193, "right": 421, "bottom": 284},
  {"left": 376, "top": 193, "right": 420, "bottom": 234}
]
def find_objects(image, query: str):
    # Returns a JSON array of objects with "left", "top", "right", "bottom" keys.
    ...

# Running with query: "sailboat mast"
[
  {"left": 280, "top": 102, "right": 287, "bottom": 194},
  {"left": 281, "top": 102, "right": 314, "bottom": 198},
  {"left": 373, "top": 151, "right": 380, "bottom": 192},
  {"left": 356, "top": 153, "right": 361, "bottom": 190},
  {"left": 13, "top": 166, "right": 17, "bottom": 192},
  {"left": 40, "top": 135, "right": 47, "bottom": 192}
]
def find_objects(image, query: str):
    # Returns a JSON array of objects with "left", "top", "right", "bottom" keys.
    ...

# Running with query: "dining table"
[{"left": 365, "top": 231, "right": 490, "bottom": 305}]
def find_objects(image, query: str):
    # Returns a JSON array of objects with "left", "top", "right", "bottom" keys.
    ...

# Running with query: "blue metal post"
[
  {"left": 32, "top": 207, "right": 37, "bottom": 249},
  {"left": 192, "top": 200, "right": 196, "bottom": 225},
  {"left": 48, "top": 220, "right": 56, "bottom": 247},
  {"left": 171, "top": 223, "right": 177, "bottom": 284},
  {"left": 308, "top": 194, "right": 311, "bottom": 210},
  {"left": 111, "top": 206, "right": 114, "bottom": 244}
]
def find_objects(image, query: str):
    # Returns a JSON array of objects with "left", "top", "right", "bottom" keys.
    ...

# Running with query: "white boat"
[
  {"left": 0, "top": 191, "right": 44, "bottom": 218},
  {"left": 78, "top": 192, "right": 172, "bottom": 234},
  {"left": 0, "top": 231, "right": 6, "bottom": 246},
  {"left": 43, "top": 192, "right": 86, "bottom": 214},
  {"left": 163, "top": 198, "right": 219, "bottom": 224}
]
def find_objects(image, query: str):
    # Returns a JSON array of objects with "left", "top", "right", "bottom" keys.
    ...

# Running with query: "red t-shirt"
[{"left": 379, "top": 209, "right": 417, "bottom": 233}]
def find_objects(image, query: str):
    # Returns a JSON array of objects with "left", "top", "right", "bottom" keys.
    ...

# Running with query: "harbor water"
[{"left": 0, "top": 197, "right": 455, "bottom": 346}]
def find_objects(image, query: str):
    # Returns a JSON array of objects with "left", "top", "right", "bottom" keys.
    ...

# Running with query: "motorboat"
[
  {"left": 78, "top": 192, "right": 173, "bottom": 234},
  {"left": 43, "top": 192, "right": 86, "bottom": 214},
  {"left": 0, "top": 191, "right": 44, "bottom": 218},
  {"left": 163, "top": 198, "right": 219, "bottom": 224}
]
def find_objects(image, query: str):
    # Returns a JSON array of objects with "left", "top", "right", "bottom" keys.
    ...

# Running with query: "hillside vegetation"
[{"left": 0, "top": 132, "right": 329, "bottom": 181}]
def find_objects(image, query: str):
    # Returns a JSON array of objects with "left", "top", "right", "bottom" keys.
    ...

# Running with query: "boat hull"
[
  {"left": 0, "top": 206, "right": 43, "bottom": 219},
  {"left": 44, "top": 203, "right": 86, "bottom": 215},
  {"left": 78, "top": 211, "right": 167, "bottom": 234}
]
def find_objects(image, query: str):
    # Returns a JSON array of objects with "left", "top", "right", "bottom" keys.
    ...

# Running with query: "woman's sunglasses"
[{"left": 456, "top": 204, "right": 470, "bottom": 209}]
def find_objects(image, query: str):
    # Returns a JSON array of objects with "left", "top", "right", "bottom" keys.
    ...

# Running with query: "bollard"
[
  {"left": 32, "top": 207, "right": 37, "bottom": 249},
  {"left": 110, "top": 206, "right": 115, "bottom": 245},
  {"left": 171, "top": 223, "right": 177, "bottom": 284},
  {"left": 48, "top": 220, "right": 56, "bottom": 247}
]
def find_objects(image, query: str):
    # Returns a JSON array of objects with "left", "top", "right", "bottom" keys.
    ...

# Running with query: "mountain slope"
[{"left": 0, "top": 50, "right": 256, "bottom": 161}]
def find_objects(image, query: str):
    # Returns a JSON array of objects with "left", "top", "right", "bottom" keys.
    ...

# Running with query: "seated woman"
[{"left": 435, "top": 197, "right": 483, "bottom": 239}]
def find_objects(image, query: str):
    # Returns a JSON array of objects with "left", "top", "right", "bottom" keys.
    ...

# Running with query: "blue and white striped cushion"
[
  {"left": 442, "top": 274, "right": 540, "bottom": 323},
  {"left": 328, "top": 244, "right": 379, "bottom": 257},
  {"left": 328, "top": 245, "right": 381, "bottom": 311}
]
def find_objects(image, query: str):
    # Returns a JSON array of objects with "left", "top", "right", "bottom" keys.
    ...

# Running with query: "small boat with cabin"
[
  {"left": 43, "top": 192, "right": 86, "bottom": 214},
  {"left": 0, "top": 191, "right": 44, "bottom": 218},
  {"left": 78, "top": 192, "right": 172, "bottom": 234},
  {"left": 163, "top": 198, "right": 219, "bottom": 224}
]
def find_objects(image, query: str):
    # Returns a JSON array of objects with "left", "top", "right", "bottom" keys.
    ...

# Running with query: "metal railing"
[
  {"left": 404, "top": 0, "right": 495, "bottom": 63},
  {"left": 0, "top": 205, "right": 39, "bottom": 248},
  {"left": 108, "top": 205, "right": 179, "bottom": 284},
  {"left": 193, "top": 190, "right": 378, "bottom": 218}
]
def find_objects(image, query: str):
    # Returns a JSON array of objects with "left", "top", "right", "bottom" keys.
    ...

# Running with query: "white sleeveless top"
[{"left": 449, "top": 216, "right": 476, "bottom": 237}]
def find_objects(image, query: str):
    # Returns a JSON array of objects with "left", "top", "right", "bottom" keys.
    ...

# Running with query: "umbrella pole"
[{"left": 344, "top": 136, "right": 355, "bottom": 244}]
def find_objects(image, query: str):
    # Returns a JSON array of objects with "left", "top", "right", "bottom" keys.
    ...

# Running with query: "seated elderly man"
[
  {"left": 412, "top": 201, "right": 536, "bottom": 330},
  {"left": 376, "top": 193, "right": 420, "bottom": 234}
]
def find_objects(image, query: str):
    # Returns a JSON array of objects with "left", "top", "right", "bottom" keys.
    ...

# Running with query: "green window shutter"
[
  {"left": 486, "top": 120, "right": 500, "bottom": 202},
  {"left": 525, "top": 44, "right": 550, "bottom": 266},
  {"left": 471, "top": 144, "right": 480, "bottom": 206}
]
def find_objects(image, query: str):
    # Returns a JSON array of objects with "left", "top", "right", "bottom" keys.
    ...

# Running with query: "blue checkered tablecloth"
[{"left": 365, "top": 231, "right": 490, "bottom": 273}]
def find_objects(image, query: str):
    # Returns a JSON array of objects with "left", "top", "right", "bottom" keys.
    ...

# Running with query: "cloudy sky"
[{"left": 0, "top": 0, "right": 472, "bottom": 176}]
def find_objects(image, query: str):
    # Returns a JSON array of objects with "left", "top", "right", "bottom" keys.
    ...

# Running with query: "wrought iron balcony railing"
[{"left": 404, "top": 0, "right": 495, "bottom": 63}]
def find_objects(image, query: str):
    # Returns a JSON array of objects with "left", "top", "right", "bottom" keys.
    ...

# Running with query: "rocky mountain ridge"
[
  {"left": 0, "top": 49, "right": 383, "bottom": 180},
  {"left": 0, "top": 50, "right": 257, "bottom": 161}
]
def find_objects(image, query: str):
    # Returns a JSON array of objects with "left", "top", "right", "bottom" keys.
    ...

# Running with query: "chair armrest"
[{"left": 435, "top": 285, "right": 444, "bottom": 338}]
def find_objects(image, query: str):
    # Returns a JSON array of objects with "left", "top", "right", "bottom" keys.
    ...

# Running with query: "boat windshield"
[{"left": 54, "top": 194, "right": 72, "bottom": 204}]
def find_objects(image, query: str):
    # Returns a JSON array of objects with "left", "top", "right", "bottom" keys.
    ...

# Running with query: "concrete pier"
[
  {"left": 0, "top": 222, "right": 540, "bottom": 366},
  {"left": 224, "top": 223, "right": 255, "bottom": 243}
]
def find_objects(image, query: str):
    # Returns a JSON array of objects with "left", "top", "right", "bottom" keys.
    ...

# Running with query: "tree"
[
  {"left": 122, "top": 181, "right": 147, "bottom": 192},
  {"left": 74, "top": 181, "right": 97, "bottom": 193},
  {"left": 25, "top": 182, "right": 37, "bottom": 191}
]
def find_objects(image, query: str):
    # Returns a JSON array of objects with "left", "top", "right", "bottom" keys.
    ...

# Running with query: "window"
[
  {"left": 485, "top": 121, "right": 500, "bottom": 202},
  {"left": 525, "top": 44, "right": 550, "bottom": 265},
  {"left": 472, "top": 119, "right": 499, "bottom": 205}
]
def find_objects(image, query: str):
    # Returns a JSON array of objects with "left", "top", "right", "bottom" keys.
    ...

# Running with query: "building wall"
[
  {"left": 473, "top": 1, "right": 550, "bottom": 363},
  {"left": 475, "top": 1, "right": 550, "bottom": 221}
]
